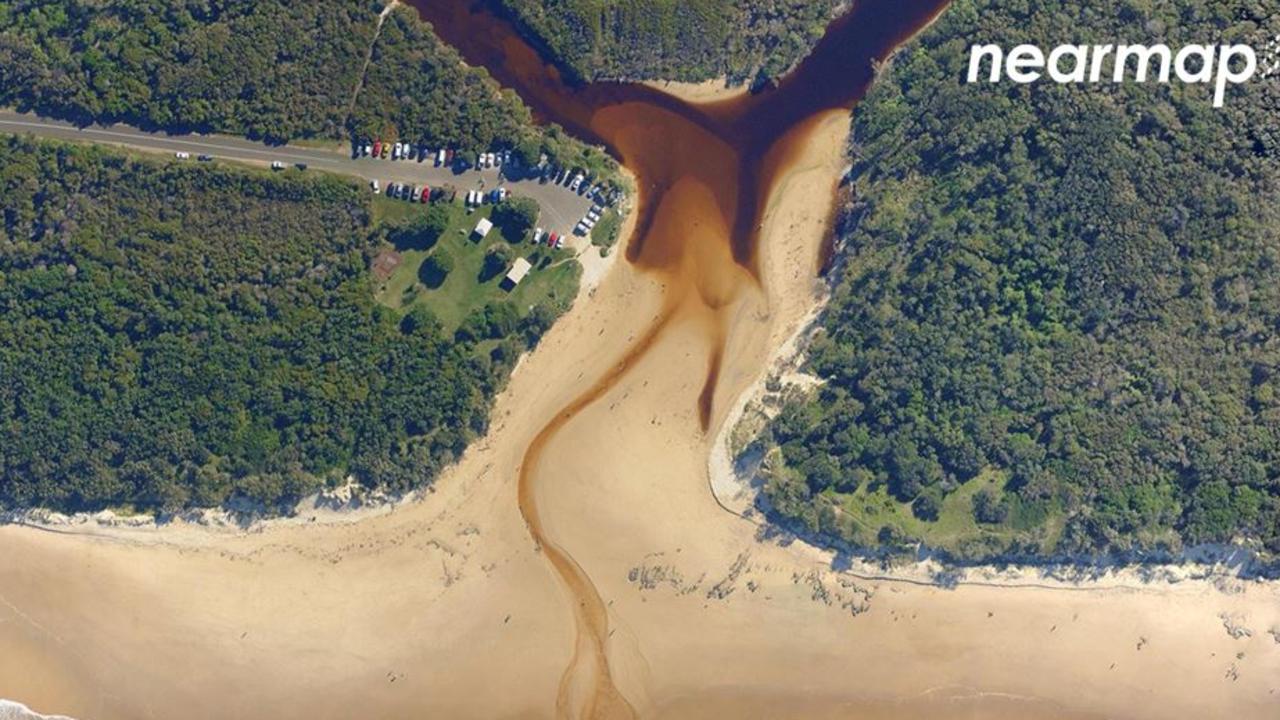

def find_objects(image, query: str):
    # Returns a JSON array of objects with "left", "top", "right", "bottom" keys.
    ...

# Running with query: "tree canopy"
[
  {"left": 762, "top": 0, "right": 1280, "bottom": 561},
  {"left": 0, "top": 137, "right": 562, "bottom": 512},
  {"left": 495, "top": 0, "right": 840, "bottom": 86},
  {"left": 0, "top": 0, "right": 616, "bottom": 172}
]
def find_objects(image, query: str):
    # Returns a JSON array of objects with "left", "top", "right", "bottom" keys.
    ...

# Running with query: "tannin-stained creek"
[{"left": 403, "top": 2, "right": 952, "bottom": 716}]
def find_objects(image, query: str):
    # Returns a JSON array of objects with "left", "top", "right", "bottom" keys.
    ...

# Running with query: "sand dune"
[{"left": 2, "top": 108, "right": 1279, "bottom": 720}]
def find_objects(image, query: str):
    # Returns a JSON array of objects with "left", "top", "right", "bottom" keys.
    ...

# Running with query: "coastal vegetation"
[
  {"left": 0, "top": 0, "right": 613, "bottom": 170},
  {"left": 494, "top": 0, "right": 840, "bottom": 86},
  {"left": 760, "top": 0, "right": 1280, "bottom": 560},
  {"left": 0, "top": 137, "right": 570, "bottom": 512}
]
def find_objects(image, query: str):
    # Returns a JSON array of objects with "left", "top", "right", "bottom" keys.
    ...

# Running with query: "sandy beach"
[
  {"left": 3, "top": 103, "right": 1280, "bottom": 720},
  {"left": 640, "top": 79, "right": 748, "bottom": 105}
]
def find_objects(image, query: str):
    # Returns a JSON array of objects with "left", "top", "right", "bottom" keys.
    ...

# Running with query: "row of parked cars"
[
  {"left": 359, "top": 139, "right": 513, "bottom": 172},
  {"left": 373, "top": 180, "right": 455, "bottom": 204},
  {"left": 574, "top": 203, "right": 608, "bottom": 236},
  {"left": 531, "top": 228, "right": 565, "bottom": 249},
  {"left": 538, "top": 164, "right": 623, "bottom": 208},
  {"left": 358, "top": 139, "right": 457, "bottom": 167}
]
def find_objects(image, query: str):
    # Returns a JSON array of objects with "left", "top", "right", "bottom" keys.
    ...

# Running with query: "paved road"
[{"left": 0, "top": 110, "right": 594, "bottom": 236}]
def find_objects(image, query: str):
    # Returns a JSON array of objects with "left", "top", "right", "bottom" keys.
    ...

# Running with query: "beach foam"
[{"left": 0, "top": 700, "right": 77, "bottom": 720}]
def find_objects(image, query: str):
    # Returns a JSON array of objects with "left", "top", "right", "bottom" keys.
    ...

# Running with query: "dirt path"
[{"left": 344, "top": 1, "right": 400, "bottom": 126}]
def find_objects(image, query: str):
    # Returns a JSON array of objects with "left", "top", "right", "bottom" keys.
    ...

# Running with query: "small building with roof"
[{"left": 502, "top": 257, "right": 533, "bottom": 290}]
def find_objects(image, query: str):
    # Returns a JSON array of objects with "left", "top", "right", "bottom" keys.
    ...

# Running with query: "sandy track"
[{"left": 2, "top": 109, "right": 1279, "bottom": 720}]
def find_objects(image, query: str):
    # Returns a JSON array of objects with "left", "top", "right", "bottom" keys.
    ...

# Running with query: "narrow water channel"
[{"left": 403, "top": 2, "right": 953, "bottom": 716}]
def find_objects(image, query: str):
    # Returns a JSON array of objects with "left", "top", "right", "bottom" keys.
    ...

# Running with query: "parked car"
[
  {"left": 270, "top": 160, "right": 285, "bottom": 170},
  {"left": 371, "top": 179, "right": 381, "bottom": 194},
  {"left": 420, "top": 186, "right": 431, "bottom": 204},
  {"left": 174, "top": 151, "right": 190, "bottom": 159},
  {"left": 295, "top": 163, "right": 308, "bottom": 171},
  {"left": 373, "top": 140, "right": 382, "bottom": 156},
  {"left": 197, "top": 154, "right": 213, "bottom": 162}
]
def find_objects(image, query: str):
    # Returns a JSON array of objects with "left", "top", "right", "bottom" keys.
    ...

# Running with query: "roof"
[
  {"left": 473, "top": 217, "right": 493, "bottom": 237},
  {"left": 505, "top": 257, "right": 533, "bottom": 286}
]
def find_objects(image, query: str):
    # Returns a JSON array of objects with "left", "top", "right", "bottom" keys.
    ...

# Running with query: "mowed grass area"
[
  {"left": 819, "top": 468, "right": 1066, "bottom": 556},
  {"left": 590, "top": 208, "right": 623, "bottom": 252},
  {"left": 371, "top": 196, "right": 580, "bottom": 331}
]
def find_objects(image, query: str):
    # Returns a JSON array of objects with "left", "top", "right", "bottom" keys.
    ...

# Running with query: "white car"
[
  {"left": 362, "top": 144, "right": 371, "bottom": 156},
  {"left": 411, "top": 186, "right": 422, "bottom": 202},
  {"left": 533, "top": 228, "right": 545, "bottom": 244},
  {"left": 570, "top": 174, "right": 584, "bottom": 192},
  {"left": 271, "top": 160, "right": 285, "bottom": 170},
  {"left": 174, "top": 151, "right": 190, "bottom": 159},
  {"left": 371, "top": 179, "right": 381, "bottom": 194}
]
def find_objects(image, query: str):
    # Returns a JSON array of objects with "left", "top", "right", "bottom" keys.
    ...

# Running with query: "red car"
[
  {"left": 372, "top": 140, "right": 382, "bottom": 157},
  {"left": 420, "top": 186, "right": 431, "bottom": 204},
  {"left": 547, "top": 232, "right": 558, "bottom": 247}
]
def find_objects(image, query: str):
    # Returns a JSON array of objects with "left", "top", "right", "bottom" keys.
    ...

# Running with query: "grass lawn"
[
  {"left": 824, "top": 468, "right": 1065, "bottom": 556},
  {"left": 590, "top": 208, "right": 623, "bottom": 252},
  {"left": 371, "top": 196, "right": 580, "bottom": 331}
]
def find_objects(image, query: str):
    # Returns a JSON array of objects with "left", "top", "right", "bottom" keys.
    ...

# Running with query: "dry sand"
[{"left": 2, "top": 110, "right": 1279, "bottom": 720}]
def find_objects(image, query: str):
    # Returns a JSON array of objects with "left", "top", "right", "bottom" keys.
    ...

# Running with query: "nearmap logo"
[{"left": 967, "top": 35, "right": 1280, "bottom": 107}]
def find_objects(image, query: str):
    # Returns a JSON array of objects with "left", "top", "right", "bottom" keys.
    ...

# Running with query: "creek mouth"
[{"left": 403, "top": 1, "right": 952, "bottom": 716}]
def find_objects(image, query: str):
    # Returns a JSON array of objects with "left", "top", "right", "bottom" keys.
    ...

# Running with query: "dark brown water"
[{"left": 404, "top": 1, "right": 952, "bottom": 716}]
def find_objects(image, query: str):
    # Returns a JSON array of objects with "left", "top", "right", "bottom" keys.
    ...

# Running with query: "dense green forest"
[
  {"left": 0, "top": 138, "right": 562, "bottom": 512},
  {"left": 495, "top": 0, "right": 839, "bottom": 86},
  {"left": 762, "top": 0, "right": 1280, "bottom": 560},
  {"left": 0, "top": 0, "right": 606, "bottom": 166}
]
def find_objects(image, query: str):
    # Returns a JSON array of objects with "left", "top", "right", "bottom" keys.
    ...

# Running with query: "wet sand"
[
  {"left": 3, "top": 102, "right": 1279, "bottom": 720},
  {"left": 4, "top": 0, "right": 1280, "bottom": 717},
  {"left": 640, "top": 79, "right": 748, "bottom": 105}
]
